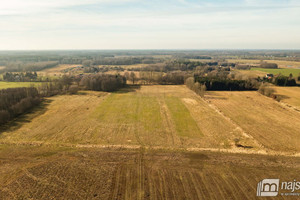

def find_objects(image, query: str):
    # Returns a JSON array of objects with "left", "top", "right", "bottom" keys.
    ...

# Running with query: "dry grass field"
[
  {"left": 0, "top": 145, "right": 299, "bottom": 200},
  {"left": 206, "top": 91, "right": 300, "bottom": 153},
  {"left": 0, "top": 81, "right": 41, "bottom": 89},
  {"left": 272, "top": 86, "right": 300, "bottom": 109},
  {"left": 234, "top": 69, "right": 267, "bottom": 78},
  {"left": 1, "top": 85, "right": 300, "bottom": 199},
  {"left": 251, "top": 68, "right": 300, "bottom": 77},
  {"left": 0, "top": 86, "right": 256, "bottom": 150}
]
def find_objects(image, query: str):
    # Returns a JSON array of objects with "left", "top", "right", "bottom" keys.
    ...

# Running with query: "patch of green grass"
[
  {"left": 94, "top": 93, "right": 163, "bottom": 132},
  {"left": 0, "top": 81, "right": 42, "bottom": 89},
  {"left": 251, "top": 68, "right": 300, "bottom": 77},
  {"left": 165, "top": 97, "right": 202, "bottom": 137}
]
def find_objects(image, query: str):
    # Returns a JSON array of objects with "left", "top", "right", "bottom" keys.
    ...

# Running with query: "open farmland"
[
  {"left": 251, "top": 67, "right": 300, "bottom": 77},
  {"left": 0, "top": 86, "right": 257, "bottom": 150},
  {"left": 2, "top": 85, "right": 300, "bottom": 153},
  {"left": 0, "top": 145, "right": 300, "bottom": 200},
  {"left": 206, "top": 91, "right": 300, "bottom": 153},
  {"left": 272, "top": 86, "right": 300, "bottom": 109},
  {"left": 0, "top": 81, "right": 41, "bottom": 89},
  {"left": 1, "top": 85, "right": 300, "bottom": 199},
  {"left": 234, "top": 69, "right": 267, "bottom": 78}
]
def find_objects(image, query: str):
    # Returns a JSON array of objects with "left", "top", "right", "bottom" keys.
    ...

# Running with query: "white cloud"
[{"left": 0, "top": 0, "right": 139, "bottom": 15}]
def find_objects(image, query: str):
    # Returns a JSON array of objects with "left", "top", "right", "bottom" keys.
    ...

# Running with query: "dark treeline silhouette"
[
  {"left": 0, "top": 87, "right": 41, "bottom": 125},
  {"left": 194, "top": 76, "right": 258, "bottom": 91},
  {"left": 220, "top": 62, "right": 236, "bottom": 67},
  {"left": 80, "top": 74, "right": 126, "bottom": 92},
  {"left": 259, "top": 63, "right": 278, "bottom": 69},
  {"left": 274, "top": 75, "right": 297, "bottom": 86}
]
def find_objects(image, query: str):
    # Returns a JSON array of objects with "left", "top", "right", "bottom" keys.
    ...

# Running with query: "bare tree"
[{"left": 130, "top": 72, "right": 136, "bottom": 84}]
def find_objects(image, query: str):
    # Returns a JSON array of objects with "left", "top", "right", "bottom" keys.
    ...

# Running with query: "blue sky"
[{"left": 0, "top": 0, "right": 299, "bottom": 50}]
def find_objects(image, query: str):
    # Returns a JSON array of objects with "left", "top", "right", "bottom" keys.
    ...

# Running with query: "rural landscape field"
[
  {"left": 1, "top": 49, "right": 300, "bottom": 199},
  {"left": 1, "top": 0, "right": 300, "bottom": 199}
]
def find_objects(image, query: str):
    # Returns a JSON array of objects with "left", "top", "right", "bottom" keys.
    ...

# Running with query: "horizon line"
[{"left": 0, "top": 49, "right": 300, "bottom": 51}]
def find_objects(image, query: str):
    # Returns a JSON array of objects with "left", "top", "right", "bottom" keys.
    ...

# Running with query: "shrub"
[
  {"left": 275, "top": 75, "right": 297, "bottom": 86},
  {"left": 185, "top": 77, "right": 206, "bottom": 97},
  {"left": 185, "top": 77, "right": 195, "bottom": 89},
  {"left": 258, "top": 84, "right": 275, "bottom": 97},
  {"left": 68, "top": 85, "right": 79, "bottom": 94},
  {"left": 259, "top": 63, "right": 278, "bottom": 69},
  {"left": 235, "top": 64, "right": 251, "bottom": 70}
]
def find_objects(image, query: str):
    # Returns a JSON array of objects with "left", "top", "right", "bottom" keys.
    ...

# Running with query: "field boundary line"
[
  {"left": 157, "top": 97, "right": 179, "bottom": 146},
  {"left": 1, "top": 141, "right": 300, "bottom": 157},
  {"left": 279, "top": 101, "right": 300, "bottom": 113}
]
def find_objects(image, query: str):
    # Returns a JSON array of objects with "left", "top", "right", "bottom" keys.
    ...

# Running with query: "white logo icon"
[{"left": 257, "top": 179, "right": 280, "bottom": 197}]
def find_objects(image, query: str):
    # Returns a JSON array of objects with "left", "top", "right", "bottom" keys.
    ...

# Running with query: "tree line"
[
  {"left": 0, "top": 73, "right": 128, "bottom": 126},
  {"left": 128, "top": 60, "right": 220, "bottom": 72},
  {"left": 274, "top": 75, "right": 297, "bottom": 86},
  {"left": 0, "top": 87, "right": 41, "bottom": 125},
  {"left": 259, "top": 63, "right": 278, "bottom": 69},
  {"left": 79, "top": 74, "right": 126, "bottom": 92},
  {"left": 194, "top": 76, "right": 258, "bottom": 91},
  {"left": 173, "top": 55, "right": 212, "bottom": 59},
  {"left": 124, "top": 71, "right": 188, "bottom": 85},
  {"left": 261, "top": 74, "right": 297, "bottom": 86},
  {"left": 1, "top": 61, "right": 58, "bottom": 73},
  {"left": 83, "top": 66, "right": 125, "bottom": 73},
  {"left": 2, "top": 72, "right": 38, "bottom": 82}
]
